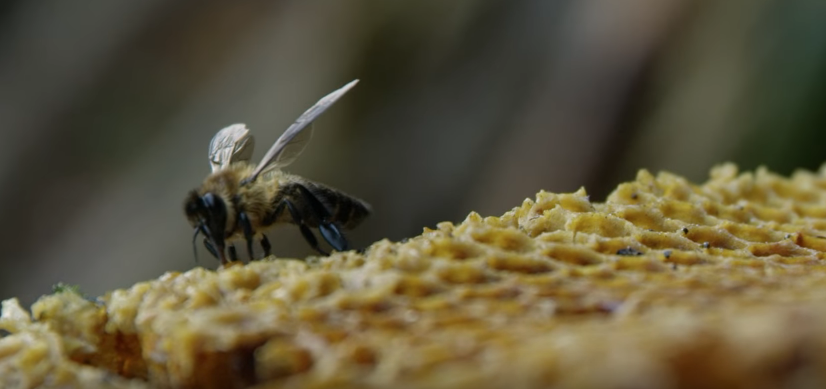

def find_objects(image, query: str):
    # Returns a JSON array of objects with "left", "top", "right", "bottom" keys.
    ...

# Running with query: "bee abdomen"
[
  {"left": 305, "top": 183, "right": 370, "bottom": 229},
  {"left": 328, "top": 191, "right": 371, "bottom": 229},
  {"left": 267, "top": 182, "right": 370, "bottom": 230}
]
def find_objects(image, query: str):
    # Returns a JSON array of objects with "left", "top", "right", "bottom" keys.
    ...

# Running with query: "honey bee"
[{"left": 184, "top": 80, "right": 370, "bottom": 265}]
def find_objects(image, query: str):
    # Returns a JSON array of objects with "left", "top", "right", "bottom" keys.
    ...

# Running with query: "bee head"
[{"left": 184, "top": 191, "right": 229, "bottom": 259}]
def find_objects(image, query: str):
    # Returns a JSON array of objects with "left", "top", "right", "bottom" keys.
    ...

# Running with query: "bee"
[{"left": 184, "top": 80, "right": 370, "bottom": 265}]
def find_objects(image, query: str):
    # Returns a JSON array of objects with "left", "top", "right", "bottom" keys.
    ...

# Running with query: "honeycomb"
[{"left": 6, "top": 163, "right": 826, "bottom": 388}]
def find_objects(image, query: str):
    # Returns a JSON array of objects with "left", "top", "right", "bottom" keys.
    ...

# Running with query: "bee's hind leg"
[
  {"left": 318, "top": 223, "right": 349, "bottom": 252},
  {"left": 294, "top": 185, "right": 350, "bottom": 252},
  {"left": 228, "top": 245, "right": 239, "bottom": 262},
  {"left": 260, "top": 235, "right": 272, "bottom": 258},
  {"left": 284, "top": 200, "right": 329, "bottom": 256}
]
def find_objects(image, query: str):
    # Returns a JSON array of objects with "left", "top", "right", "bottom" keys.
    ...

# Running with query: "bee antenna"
[{"left": 192, "top": 225, "right": 202, "bottom": 264}]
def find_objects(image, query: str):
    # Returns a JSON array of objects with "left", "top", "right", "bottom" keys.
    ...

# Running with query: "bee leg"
[
  {"left": 260, "top": 235, "right": 272, "bottom": 258},
  {"left": 284, "top": 200, "right": 329, "bottom": 256},
  {"left": 228, "top": 245, "right": 239, "bottom": 262},
  {"left": 192, "top": 227, "right": 202, "bottom": 264},
  {"left": 238, "top": 211, "right": 255, "bottom": 260},
  {"left": 299, "top": 224, "right": 328, "bottom": 256},
  {"left": 294, "top": 185, "right": 350, "bottom": 252},
  {"left": 203, "top": 238, "right": 219, "bottom": 259},
  {"left": 319, "top": 223, "right": 349, "bottom": 252}
]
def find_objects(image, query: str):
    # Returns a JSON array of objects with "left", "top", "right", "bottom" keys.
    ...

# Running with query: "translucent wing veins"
[
  {"left": 208, "top": 124, "right": 256, "bottom": 172},
  {"left": 245, "top": 79, "right": 359, "bottom": 184}
]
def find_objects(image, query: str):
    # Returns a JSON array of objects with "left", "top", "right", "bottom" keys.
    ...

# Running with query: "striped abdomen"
[
  {"left": 305, "top": 182, "right": 371, "bottom": 229},
  {"left": 266, "top": 180, "right": 371, "bottom": 229}
]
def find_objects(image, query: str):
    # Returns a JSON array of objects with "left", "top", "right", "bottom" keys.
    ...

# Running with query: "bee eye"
[
  {"left": 202, "top": 193, "right": 218, "bottom": 209},
  {"left": 200, "top": 192, "right": 228, "bottom": 228}
]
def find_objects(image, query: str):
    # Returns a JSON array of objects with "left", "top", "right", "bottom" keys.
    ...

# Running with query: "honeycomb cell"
[
  {"left": 558, "top": 190, "right": 593, "bottom": 212},
  {"left": 435, "top": 262, "right": 492, "bottom": 284},
  {"left": 425, "top": 238, "right": 483, "bottom": 260},
  {"left": 590, "top": 237, "right": 648, "bottom": 256},
  {"left": 746, "top": 203, "right": 794, "bottom": 224},
  {"left": 616, "top": 206, "right": 673, "bottom": 232},
  {"left": 794, "top": 233, "right": 826, "bottom": 252},
  {"left": 523, "top": 206, "right": 572, "bottom": 237},
  {"left": 748, "top": 241, "right": 811, "bottom": 258},
  {"left": 542, "top": 244, "right": 605, "bottom": 266},
  {"left": 614, "top": 256, "right": 668, "bottom": 272},
  {"left": 255, "top": 339, "right": 313, "bottom": 381},
  {"left": 660, "top": 250, "right": 711, "bottom": 266},
  {"left": 343, "top": 342, "right": 378, "bottom": 366},
  {"left": 722, "top": 221, "right": 784, "bottom": 243},
  {"left": 769, "top": 177, "right": 820, "bottom": 203},
  {"left": 567, "top": 213, "right": 634, "bottom": 238},
  {"left": 469, "top": 227, "right": 534, "bottom": 253},
  {"left": 660, "top": 175, "right": 695, "bottom": 202},
  {"left": 634, "top": 230, "right": 697, "bottom": 251},
  {"left": 681, "top": 225, "right": 746, "bottom": 250},
  {"left": 659, "top": 200, "right": 711, "bottom": 225},
  {"left": 701, "top": 200, "right": 752, "bottom": 223},
  {"left": 607, "top": 182, "right": 656, "bottom": 204},
  {"left": 392, "top": 275, "right": 444, "bottom": 298},
  {"left": 794, "top": 203, "right": 826, "bottom": 219},
  {"left": 486, "top": 253, "right": 555, "bottom": 274}
]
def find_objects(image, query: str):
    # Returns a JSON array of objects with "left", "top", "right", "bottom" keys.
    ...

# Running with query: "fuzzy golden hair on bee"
[{"left": 184, "top": 80, "right": 370, "bottom": 265}]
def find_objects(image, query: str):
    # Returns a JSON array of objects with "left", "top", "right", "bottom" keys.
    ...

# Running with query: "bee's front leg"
[
  {"left": 202, "top": 239, "right": 219, "bottom": 259},
  {"left": 205, "top": 238, "right": 239, "bottom": 263}
]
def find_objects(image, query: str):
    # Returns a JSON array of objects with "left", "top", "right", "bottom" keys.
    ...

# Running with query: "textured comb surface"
[{"left": 5, "top": 163, "right": 826, "bottom": 388}]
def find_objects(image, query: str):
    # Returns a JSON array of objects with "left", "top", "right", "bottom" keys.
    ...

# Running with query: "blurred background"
[{"left": 1, "top": 0, "right": 825, "bottom": 306}]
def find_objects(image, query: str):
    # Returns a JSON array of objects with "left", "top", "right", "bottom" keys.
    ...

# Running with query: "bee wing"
[
  {"left": 208, "top": 124, "right": 256, "bottom": 172},
  {"left": 247, "top": 79, "right": 359, "bottom": 182}
]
